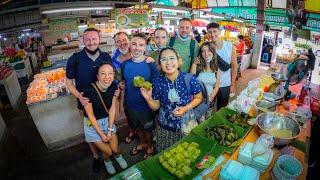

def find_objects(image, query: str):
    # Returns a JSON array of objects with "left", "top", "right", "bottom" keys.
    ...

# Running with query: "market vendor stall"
[
  {"left": 0, "top": 70, "right": 22, "bottom": 108},
  {"left": 26, "top": 68, "right": 83, "bottom": 151},
  {"left": 240, "top": 50, "right": 253, "bottom": 71},
  {"left": 111, "top": 73, "right": 311, "bottom": 180}
]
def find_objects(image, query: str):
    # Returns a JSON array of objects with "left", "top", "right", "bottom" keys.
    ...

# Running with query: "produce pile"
[
  {"left": 226, "top": 113, "right": 250, "bottom": 128},
  {"left": 244, "top": 35, "right": 253, "bottom": 49},
  {"left": 4, "top": 47, "right": 17, "bottom": 58},
  {"left": 26, "top": 68, "right": 66, "bottom": 104},
  {"left": 0, "top": 64, "right": 13, "bottom": 80},
  {"left": 133, "top": 76, "right": 152, "bottom": 90},
  {"left": 206, "top": 124, "right": 239, "bottom": 147},
  {"left": 159, "top": 142, "right": 201, "bottom": 179}
]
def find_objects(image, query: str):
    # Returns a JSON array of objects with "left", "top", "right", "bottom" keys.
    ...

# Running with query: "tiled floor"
[{"left": 0, "top": 68, "right": 267, "bottom": 179}]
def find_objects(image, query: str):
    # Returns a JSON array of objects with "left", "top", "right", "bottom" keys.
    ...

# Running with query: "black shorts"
[{"left": 124, "top": 106, "right": 155, "bottom": 132}]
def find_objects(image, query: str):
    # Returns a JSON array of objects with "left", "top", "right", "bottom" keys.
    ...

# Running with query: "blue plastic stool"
[{"left": 262, "top": 53, "right": 269, "bottom": 62}]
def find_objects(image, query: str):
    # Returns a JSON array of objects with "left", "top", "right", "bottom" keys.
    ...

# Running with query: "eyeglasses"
[
  {"left": 159, "top": 56, "right": 177, "bottom": 63},
  {"left": 99, "top": 72, "right": 114, "bottom": 77}
]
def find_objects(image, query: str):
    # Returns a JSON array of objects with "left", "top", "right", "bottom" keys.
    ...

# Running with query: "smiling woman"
[
  {"left": 82, "top": 62, "right": 128, "bottom": 175},
  {"left": 140, "top": 47, "right": 203, "bottom": 152}
]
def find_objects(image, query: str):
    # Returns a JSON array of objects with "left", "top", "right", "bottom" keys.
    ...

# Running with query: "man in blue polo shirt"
[{"left": 66, "top": 28, "right": 111, "bottom": 173}]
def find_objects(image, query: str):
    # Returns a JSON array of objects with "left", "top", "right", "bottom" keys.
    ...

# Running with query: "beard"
[{"left": 85, "top": 47, "right": 99, "bottom": 55}]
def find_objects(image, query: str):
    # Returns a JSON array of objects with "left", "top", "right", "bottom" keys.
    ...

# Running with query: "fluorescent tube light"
[
  {"left": 233, "top": 18, "right": 244, "bottom": 23},
  {"left": 42, "top": 7, "right": 113, "bottom": 14},
  {"left": 162, "top": 16, "right": 183, "bottom": 20},
  {"left": 22, "top": 28, "right": 31, "bottom": 32},
  {"left": 153, "top": 8, "right": 188, "bottom": 14}
]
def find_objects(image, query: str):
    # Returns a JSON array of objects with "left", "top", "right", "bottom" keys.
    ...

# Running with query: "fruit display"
[
  {"left": 4, "top": 47, "right": 17, "bottom": 57},
  {"left": 243, "top": 35, "right": 253, "bottom": 49},
  {"left": 0, "top": 64, "right": 13, "bottom": 80},
  {"left": 15, "top": 50, "right": 26, "bottom": 58},
  {"left": 133, "top": 76, "right": 152, "bottom": 90},
  {"left": 8, "top": 56, "right": 23, "bottom": 63},
  {"left": 206, "top": 124, "right": 239, "bottom": 146},
  {"left": 226, "top": 112, "right": 250, "bottom": 128},
  {"left": 295, "top": 43, "right": 311, "bottom": 50},
  {"left": 43, "top": 60, "right": 52, "bottom": 68},
  {"left": 158, "top": 142, "right": 201, "bottom": 179},
  {"left": 26, "top": 68, "right": 66, "bottom": 104}
]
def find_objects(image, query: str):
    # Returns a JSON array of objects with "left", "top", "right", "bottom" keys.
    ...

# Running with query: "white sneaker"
[
  {"left": 104, "top": 160, "right": 116, "bottom": 174},
  {"left": 115, "top": 154, "right": 128, "bottom": 169}
]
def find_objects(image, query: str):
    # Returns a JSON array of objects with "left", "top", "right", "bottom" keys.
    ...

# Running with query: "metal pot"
[{"left": 256, "top": 112, "right": 301, "bottom": 145}]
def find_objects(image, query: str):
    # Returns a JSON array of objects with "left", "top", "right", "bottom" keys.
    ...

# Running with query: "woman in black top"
[{"left": 83, "top": 63, "right": 127, "bottom": 175}]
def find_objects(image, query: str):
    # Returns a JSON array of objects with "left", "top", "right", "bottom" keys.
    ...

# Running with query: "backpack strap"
[
  {"left": 190, "top": 39, "right": 196, "bottom": 63},
  {"left": 168, "top": 37, "right": 176, "bottom": 48},
  {"left": 91, "top": 83, "right": 109, "bottom": 114},
  {"left": 184, "top": 73, "right": 208, "bottom": 103}
]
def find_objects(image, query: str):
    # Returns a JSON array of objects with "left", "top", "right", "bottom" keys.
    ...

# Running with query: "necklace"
[{"left": 166, "top": 77, "right": 180, "bottom": 103}]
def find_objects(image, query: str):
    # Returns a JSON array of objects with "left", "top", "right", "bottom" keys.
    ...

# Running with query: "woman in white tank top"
[{"left": 190, "top": 42, "right": 221, "bottom": 104}]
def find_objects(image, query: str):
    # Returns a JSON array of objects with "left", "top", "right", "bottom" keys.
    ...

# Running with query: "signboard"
[
  {"left": 49, "top": 18, "right": 78, "bottom": 35},
  {"left": 113, "top": 8, "right": 149, "bottom": 29},
  {"left": 212, "top": 7, "right": 292, "bottom": 25}
]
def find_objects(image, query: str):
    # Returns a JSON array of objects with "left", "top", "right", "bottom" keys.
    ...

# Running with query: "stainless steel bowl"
[
  {"left": 255, "top": 100, "right": 277, "bottom": 112},
  {"left": 271, "top": 73, "right": 287, "bottom": 82},
  {"left": 263, "top": 92, "right": 283, "bottom": 102},
  {"left": 256, "top": 112, "right": 301, "bottom": 145}
]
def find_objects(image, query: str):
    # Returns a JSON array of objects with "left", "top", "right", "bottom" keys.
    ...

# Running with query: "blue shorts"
[{"left": 83, "top": 117, "right": 117, "bottom": 142}]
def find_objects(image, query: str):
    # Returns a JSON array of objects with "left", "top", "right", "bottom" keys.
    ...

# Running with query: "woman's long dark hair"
[{"left": 196, "top": 42, "right": 218, "bottom": 75}]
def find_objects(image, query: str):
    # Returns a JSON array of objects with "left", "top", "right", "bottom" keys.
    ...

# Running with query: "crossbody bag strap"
[{"left": 91, "top": 83, "right": 109, "bottom": 114}]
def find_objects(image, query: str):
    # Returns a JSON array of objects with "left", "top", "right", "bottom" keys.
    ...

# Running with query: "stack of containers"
[
  {"left": 238, "top": 142, "right": 274, "bottom": 172},
  {"left": 220, "top": 160, "right": 260, "bottom": 180}
]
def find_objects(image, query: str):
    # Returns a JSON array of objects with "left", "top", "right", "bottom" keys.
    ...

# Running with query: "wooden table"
[{"left": 206, "top": 126, "right": 309, "bottom": 180}]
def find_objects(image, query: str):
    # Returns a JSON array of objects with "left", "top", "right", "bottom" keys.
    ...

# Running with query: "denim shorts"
[{"left": 83, "top": 117, "right": 117, "bottom": 142}]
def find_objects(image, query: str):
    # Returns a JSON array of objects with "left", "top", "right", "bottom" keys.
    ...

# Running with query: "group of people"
[{"left": 65, "top": 18, "right": 238, "bottom": 175}]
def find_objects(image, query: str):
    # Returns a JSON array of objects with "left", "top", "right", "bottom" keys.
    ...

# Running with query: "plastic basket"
[{"left": 272, "top": 154, "right": 303, "bottom": 180}]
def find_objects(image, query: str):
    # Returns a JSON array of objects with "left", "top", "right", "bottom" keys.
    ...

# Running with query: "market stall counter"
[
  {"left": 240, "top": 50, "right": 253, "bottom": 71},
  {"left": 28, "top": 94, "right": 83, "bottom": 151},
  {"left": 0, "top": 71, "right": 22, "bottom": 108},
  {"left": 26, "top": 68, "right": 83, "bottom": 151},
  {"left": 111, "top": 74, "right": 311, "bottom": 180}
]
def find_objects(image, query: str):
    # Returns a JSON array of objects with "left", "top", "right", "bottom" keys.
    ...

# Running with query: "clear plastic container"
[
  {"left": 251, "top": 149, "right": 273, "bottom": 172},
  {"left": 220, "top": 160, "right": 243, "bottom": 180},
  {"left": 240, "top": 165, "right": 260, "bottom": 180},
  {"left": 238, "top": 142, "right": 254, "bottom": 165}
]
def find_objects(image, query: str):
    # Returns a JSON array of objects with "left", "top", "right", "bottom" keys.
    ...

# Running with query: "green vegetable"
[{"left": 132, "top": 75, "right": 152, "bottom": 90}]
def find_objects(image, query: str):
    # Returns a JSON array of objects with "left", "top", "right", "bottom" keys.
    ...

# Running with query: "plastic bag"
[
  {"left": 181, "top": 109, "right": 198, "bottom": 135},
  {"left": 252, "top": 134, "right": 274, "bottom": 157}
]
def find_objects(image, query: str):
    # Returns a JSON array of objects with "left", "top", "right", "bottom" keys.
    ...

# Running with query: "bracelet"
[{"left": 108, "top": 127, "right": 114, "bottom": 132}]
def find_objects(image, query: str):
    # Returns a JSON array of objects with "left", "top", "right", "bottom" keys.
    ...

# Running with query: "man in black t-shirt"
[{"left": 66, "top": 28, "right": 111, "bottom": 173}]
